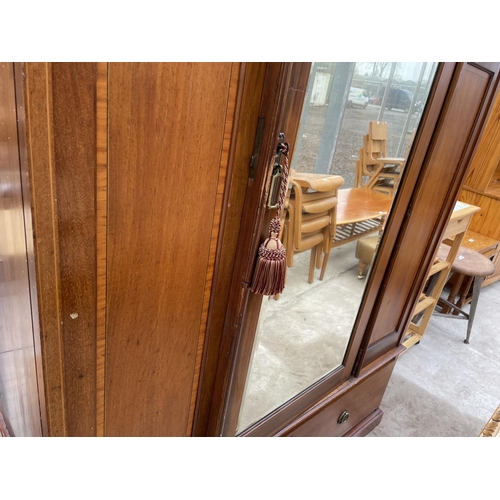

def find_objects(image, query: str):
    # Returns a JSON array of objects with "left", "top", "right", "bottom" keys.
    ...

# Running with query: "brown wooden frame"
[
  {"left": 191, "top": 63, "right": 269, "bottom": 436},
  {"left": 203, "top": 62, "right": 500, "bottom": 437},
  {"left": 200, "top": 63, "right": 295, "bottom": 436},
  {"left": 14, "top": 63, "right": 48, "bottom": 436}
]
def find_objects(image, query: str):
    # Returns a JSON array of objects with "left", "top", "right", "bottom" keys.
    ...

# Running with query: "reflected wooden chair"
[
  {"left": 356, "top": 121, "right": 406, "bottom": 195},
  {"left": 285, "top": 174, "right": 344, "bottom": 283}
]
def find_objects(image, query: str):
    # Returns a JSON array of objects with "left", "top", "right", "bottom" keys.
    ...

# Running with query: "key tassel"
[{"left": 251, "top": 140, "right": 290, "bottom": 296}]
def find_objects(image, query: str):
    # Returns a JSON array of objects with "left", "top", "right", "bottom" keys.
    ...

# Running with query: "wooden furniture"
[
  {"left": 285, "top": 173, "right": 344, "bottom": 282},
  {"left": 10, "top": 61, "right": 500, "bottom": 437},
  {"left": 333, "top": 187, "right": 393, "bottom": 247},
  {"left": 208, "top": 62, "right": 500, "bottom": 438},
  {"left": 459, "top": 88, "right": 500, "bottom": 287},
  {"left": 479, "top": 403, "right": 500, "bottom": 437},
  {"left": 0, "top": 410, "right": 10, "bottom": 437},
  {"left": 292, "top": 175, "right": 394, "bottom": 246},
  {"left": 20, "top": 62, "right": 246, "bottom": 436},
  {"left": 433, "top": 243, "right": 495, "bottom": 343},
  {"left": 440, "top": 229, "right": 499, "bottom": 314},
  {"left": 403, "top": 201, "right": 481, "bottom": 349},
  {"left": 355, "top": 121, "right": 406, "bottom": 195}
]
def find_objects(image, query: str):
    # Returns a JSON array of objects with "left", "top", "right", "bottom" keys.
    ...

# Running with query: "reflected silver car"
[{"left": 347, "top": 87, "right": 369, "bottom": 108}]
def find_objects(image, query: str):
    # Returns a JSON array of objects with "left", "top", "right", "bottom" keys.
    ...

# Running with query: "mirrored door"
[{"left": 236, "top": 62, "right": 438, "bottom": 434}]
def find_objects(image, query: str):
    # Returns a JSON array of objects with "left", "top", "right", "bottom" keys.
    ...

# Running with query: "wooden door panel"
[
  {"left": 205, "top": 63, "right": 316, "bottom": 436},
  {"left": 23, "top": 62, "right": 98, "bottom": 436},
  {"left": 206, "top": 62, "right": 500, "bottom": 437},
  {"left": 364, "top": 63, "right": 500, "bottom": 349},
  {"left": 51, "top": 63, "right": 99, "bottom": 436},
  {"left": 105, "top": 63, "right": 235, "bottom": 436},
  {"left": 192, "top": 63, "right": 269, "bottom": 436}
]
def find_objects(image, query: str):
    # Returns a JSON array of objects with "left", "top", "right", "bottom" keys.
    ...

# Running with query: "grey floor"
[
  {"left": 238, "top": 239, "right": 500, "bottom": 437},
  {"left": 238, "top": 241, "right": 365, "bottom": 432},
  {"left": 369, "top": 279, "right": 500, "bottom": 437}
]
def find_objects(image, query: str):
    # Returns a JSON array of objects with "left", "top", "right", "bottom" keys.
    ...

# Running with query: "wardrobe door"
[{"left": 207, "top": 62, "right": 478, "bottom": 436}]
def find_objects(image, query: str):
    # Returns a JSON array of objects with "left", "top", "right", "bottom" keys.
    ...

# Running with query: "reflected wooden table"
[
  {"left": 333, "top": 187, "right": 393, "bottom": 248},
  {"left": 291, "top": 172, "right": 394, "bottom": 249}
]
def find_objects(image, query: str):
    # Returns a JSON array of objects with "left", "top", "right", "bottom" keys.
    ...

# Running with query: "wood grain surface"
[
  {"left": 24, "top": 62, "right": 66, "bottom": 436},
  {"left": 348, "top": 63, "right": 457, "bottom": 374},
  {"left": 479, "top": 403, "right": 500, "bottom": 437},
  {"left": 205, "top": 63, "right": 304, "bottom": 436},
  {"left": 51, "top": 63, "right": 98, "bottom": 436},
  {"left": 186, "top": 62, "right": 241, "bottom": 435},
  {"left": 105, "top": 63, "right": 233, "bottom": 436},
  {"left": 192, "top": 63, "right": 268, "bottom": 436},
  {"left": 464, "top": 88, "right": 500, "bottom": 191},
  {"left": 14, "top": 62, "right": 48, "bottom": 437},
  {"left": 95, "top": 63, "right": 108, "bottom": 437},
  {"left": 458, "top": 189, "right": 500, "bottom": 285},
  {"left": 24, "top": 63, "right": 98, "bottom": 436},
  {"left": 283, "top": 359, "right": 395, "bottom": 437},
  {"left": 460, "top": 188, "right": 500, "bottom": 240}
]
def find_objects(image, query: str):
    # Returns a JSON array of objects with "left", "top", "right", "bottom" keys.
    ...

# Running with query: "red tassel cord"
[{"left": 251, "top": 140, "right": 290, "bottom": 296}]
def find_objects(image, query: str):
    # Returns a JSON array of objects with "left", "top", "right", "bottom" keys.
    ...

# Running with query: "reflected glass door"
[{"left": 237, "top": 62, "right": 438, "bottom": 433}]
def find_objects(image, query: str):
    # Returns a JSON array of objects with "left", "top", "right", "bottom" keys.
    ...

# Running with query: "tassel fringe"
[
  {"left": 251, "top": 139, "right": 290, "bottom": 296},
  {"left": 250, "top": 236, "right": 287, "bottom": 296}
]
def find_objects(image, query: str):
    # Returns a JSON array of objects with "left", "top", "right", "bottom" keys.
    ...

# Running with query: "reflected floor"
[{"left": 238, "top": 240, "right": 367, "bottom": 433}]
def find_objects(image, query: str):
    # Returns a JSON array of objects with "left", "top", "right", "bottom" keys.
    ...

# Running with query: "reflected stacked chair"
[
  {"left": 355, "top": 121, "right": 406, "bottom": 195},
  {"left": 354, "top": 121, "right": 412, "bottom": 277},
  {"left": 284, "top": 172, "right": 345, "bottom": 283}
]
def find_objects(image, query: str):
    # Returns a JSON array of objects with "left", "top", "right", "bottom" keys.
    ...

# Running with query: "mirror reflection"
[{"left": 237, "top": 62, "right": 438, "bottom": 433}]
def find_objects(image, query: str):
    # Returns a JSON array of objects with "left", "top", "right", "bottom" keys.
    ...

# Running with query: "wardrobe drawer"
[{"left": 285, "top": 360, "right": 395, "bottom": 437}]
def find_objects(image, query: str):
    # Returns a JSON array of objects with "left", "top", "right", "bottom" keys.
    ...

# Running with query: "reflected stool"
[
  {"left": 434, "top": 244, "right": 495, "bottom": 344},
  {"left": 355, "top": 234, "right": 380, "bottom": 279}
]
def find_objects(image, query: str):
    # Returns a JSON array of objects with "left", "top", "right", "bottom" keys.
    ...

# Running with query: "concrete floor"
[
  {"left": 369, "top": 279, "right": 500, "bottom": 437},
  {"left": 237, "top": 241, "right": 365, "bottom": 432},
  {"left": 237, "top": 237, "right": 500, "bottom": 437}
]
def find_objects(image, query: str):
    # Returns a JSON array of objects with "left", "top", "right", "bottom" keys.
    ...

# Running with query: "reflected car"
[
  {"left": 347, "top": 87, "right": 369, "bottom": 108},
  {"left": 385, "top": 88, "right": 414, "bottom": 113}
]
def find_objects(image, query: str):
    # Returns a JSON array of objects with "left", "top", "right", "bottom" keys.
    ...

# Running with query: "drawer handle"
[{"left": 337, "top": 410, "right": 350, "bottom": 424}]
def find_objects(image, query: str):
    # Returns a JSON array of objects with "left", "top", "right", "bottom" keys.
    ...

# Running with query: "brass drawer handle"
[{"left": 338, "top": 410, "right": 350, "bottom": 424}]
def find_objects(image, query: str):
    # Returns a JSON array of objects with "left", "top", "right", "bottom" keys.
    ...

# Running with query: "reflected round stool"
[
  {"left": 435, "top": 244, "right": 495, "bottom": 344},
  {"left": 355, "top": 234, "right": 380, "bottom": 279}
]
